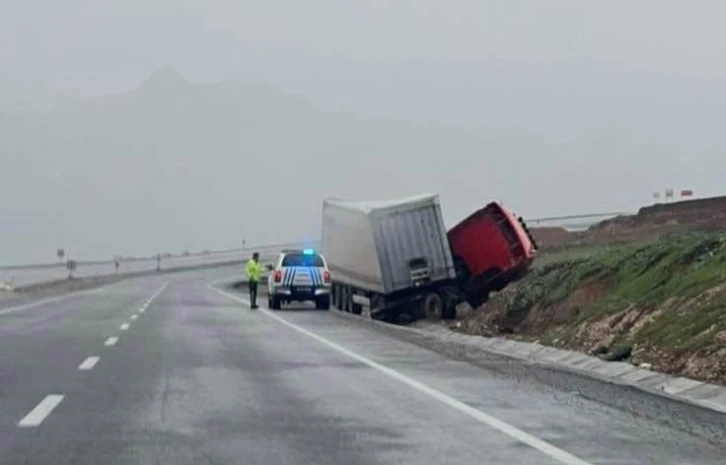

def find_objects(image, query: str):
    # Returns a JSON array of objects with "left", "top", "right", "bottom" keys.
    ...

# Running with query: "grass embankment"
[{"left": 457, "top": 233, "right": 726, "bottom": 384}]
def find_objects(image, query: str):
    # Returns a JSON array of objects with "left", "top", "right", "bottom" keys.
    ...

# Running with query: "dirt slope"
[
  {"left": 455, "top": 233, "right": 726, "bottom": 385},
  {"left": 531, "top": 196, "right": 726, "bottom": 250}
]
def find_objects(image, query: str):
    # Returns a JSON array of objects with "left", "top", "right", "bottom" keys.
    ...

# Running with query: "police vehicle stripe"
[{"left": 281, "top": 266, "right": 325, "bottom": 287}]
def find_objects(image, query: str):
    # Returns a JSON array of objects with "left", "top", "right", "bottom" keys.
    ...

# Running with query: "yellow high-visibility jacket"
[{"left": 246, "top": 259, "right": 261, "bottom": 282}]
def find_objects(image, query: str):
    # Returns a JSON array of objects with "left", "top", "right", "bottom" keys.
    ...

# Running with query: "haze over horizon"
[{"left": 3, "top": 1, "right": 726, "bottom": 265}]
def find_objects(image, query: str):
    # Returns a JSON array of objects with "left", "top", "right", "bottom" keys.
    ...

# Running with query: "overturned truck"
[{"left": 321, "top": 193, "right": 460, "bottom": 321}]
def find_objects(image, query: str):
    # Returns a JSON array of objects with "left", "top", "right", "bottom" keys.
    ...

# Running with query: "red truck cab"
[{"left": 448, "top": 202, "right": 538, "bottom": 307}]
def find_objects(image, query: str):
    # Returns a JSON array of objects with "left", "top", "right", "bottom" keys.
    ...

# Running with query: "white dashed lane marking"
[
  {"left": 78, "top": 356, "right": 100, "bottom": 371},
  {"left": 18, "top": 395, "right": 64, "bottom": 427},
  {"left": 12, "top": 283, "right": 170, "bottom": 430}
]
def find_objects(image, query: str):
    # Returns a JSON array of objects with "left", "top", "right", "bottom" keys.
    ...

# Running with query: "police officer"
[{"left": 245, "top": 252, "right": 261, "bottom": 309}]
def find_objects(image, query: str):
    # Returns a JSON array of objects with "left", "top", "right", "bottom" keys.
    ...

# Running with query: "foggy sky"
[{"left": 2, "top": 1, "right": 726, "bottom": 264}]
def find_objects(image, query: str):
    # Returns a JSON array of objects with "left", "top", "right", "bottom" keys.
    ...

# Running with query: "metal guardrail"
[
  {"left": 1, "top": 240, "right": 320, "bottom": 289},
  {"left": 527, "top": 212, "right": 632, "bottom": 225}
]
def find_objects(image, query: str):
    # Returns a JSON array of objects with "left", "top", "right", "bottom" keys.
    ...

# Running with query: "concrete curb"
[{"left": 326, "top": 308, "right": 726, "bottom": 416}]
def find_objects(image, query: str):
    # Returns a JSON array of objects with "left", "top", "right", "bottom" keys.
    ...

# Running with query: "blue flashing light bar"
[{"left": 302, "top": 248, "right": 315, "bottom": 255}]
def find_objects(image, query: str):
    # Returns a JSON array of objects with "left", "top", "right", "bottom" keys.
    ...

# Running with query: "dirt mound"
[
  {"left": 528, "top": 227, "right": 571, "bottom": 249},
  {"left": 531, "top": 196, "right": 726, "bottom": 251},
  {"left": 455, "top": 233, "right": 726, "bottom": 385}
]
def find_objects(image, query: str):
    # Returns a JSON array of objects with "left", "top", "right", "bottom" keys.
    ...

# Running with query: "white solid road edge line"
[
  {"left": 78, "top": 356, "right": 100, "bottom": 371},
  {"left": 18, "top": 395, "right": 64, "bottom": 427},
  {"left": 209, "top": 285, "right": 594, "bottom": 465},
  {"left": 104, "top": 336, "right": 119, "bottom": 346}
]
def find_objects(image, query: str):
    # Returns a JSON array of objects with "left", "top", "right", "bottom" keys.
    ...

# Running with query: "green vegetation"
[
  {"left": 531, "top": 244, "right": 621, "bottom": 269},
  {"left": 471, "top": 233, "right": 726, "bottom": 382}
]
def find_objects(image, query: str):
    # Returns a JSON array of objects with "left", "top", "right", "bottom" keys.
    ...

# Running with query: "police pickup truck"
[{"left": 266, "top": 249, "right": 331, "bottom": 310}]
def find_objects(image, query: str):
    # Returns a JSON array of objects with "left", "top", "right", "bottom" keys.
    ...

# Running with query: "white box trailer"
[{"left": 321, "top": 193, "right": 460, "bottom": 321}]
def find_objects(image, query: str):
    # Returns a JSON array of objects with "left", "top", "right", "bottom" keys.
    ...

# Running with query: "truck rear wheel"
[
  {"left": 442, "top": 300, "right": 457, "bottom": 319},
  {"left": 332, "top": 284, "right": 340, "bottom": 308},
  {"left": 269, "top": 296, "right": 281, "bottom": 310},
  {"left": 340, "top": 286, "right": 350, "bottom": 312},
  {"left": 420, "top": 292, "right": 444, "bottom": 321},
  {"left": 346, "top": 288, "right": 362, "bottom": 314}
]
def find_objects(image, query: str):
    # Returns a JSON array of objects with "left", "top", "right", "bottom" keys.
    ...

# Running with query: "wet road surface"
[{"left": 0, "top": 270, "right": 724, "bottom": 464}]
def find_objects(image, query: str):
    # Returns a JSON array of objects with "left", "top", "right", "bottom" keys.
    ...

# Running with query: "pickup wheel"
[
  {"left": 316, "top": 296, "right": 330, "bottom": 310},
  {"left": 269, "top": 296, "right": 281, "bottom": 310}
]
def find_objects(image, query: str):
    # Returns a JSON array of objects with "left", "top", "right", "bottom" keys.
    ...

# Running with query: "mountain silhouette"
[
  {"left": 137, "top": 66, "right": 190, "bottom": 95},
  {"left": 3, "top": 65, "right": 723, "bottom": 264}
]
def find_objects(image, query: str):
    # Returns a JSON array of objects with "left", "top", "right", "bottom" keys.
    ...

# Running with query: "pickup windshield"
[{"left": 282, "top": 253, "right": 324, "bottom": 267}]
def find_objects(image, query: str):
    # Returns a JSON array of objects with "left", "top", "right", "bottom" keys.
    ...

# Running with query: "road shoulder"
[{"left": 218, "top": 280, "right": 726, "bottom": 446}]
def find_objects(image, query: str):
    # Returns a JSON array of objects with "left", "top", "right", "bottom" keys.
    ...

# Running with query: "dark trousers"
[{"left": 248, "top": 280, "right": 258, "bottom": 307}]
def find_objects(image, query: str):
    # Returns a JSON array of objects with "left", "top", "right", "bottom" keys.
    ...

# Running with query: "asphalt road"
[{"left": 0, "top": 269, "right": 724, "bottom": 464}]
